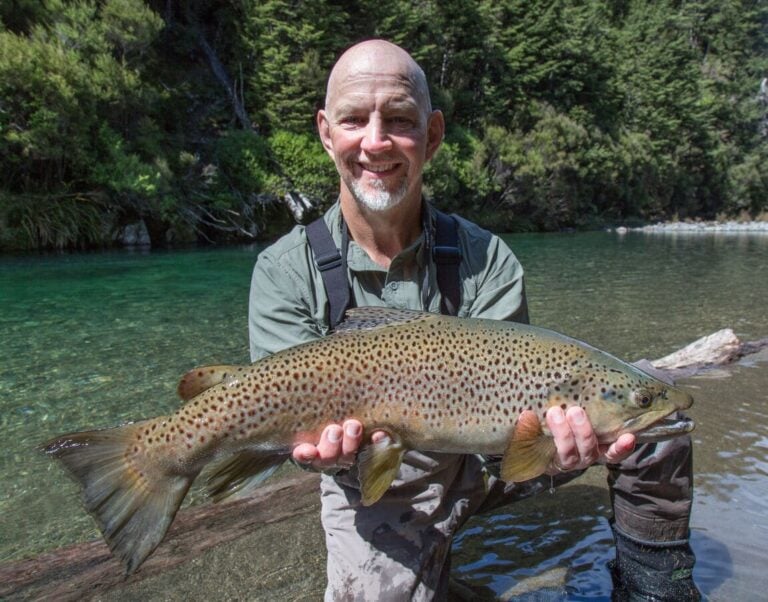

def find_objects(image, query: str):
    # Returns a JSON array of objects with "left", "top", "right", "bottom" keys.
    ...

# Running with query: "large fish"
[{"left": 42, "top": 308, "right": 694, "bottom": 574}]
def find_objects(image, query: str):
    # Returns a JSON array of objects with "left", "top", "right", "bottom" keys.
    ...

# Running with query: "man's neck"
[{"left": 340, "top": 194, "right": 423, "bottom": 268}]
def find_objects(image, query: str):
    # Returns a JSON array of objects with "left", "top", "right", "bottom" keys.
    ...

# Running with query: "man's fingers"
[
  {"left": 370, "top": 430, "right": 389, "bottom": 444},
  {"left": 315, "top": 424, "right": 344, "bottom": 467},
  {"left": 291, "top": 420, "right": 369, "bottom": 470},
  {"left": 546, "top": 406, "right": 603, "bottom": 472},
  {"left": 566, "top": 406, "right": 600, "bottom": 466},
  {"left": 601, "top": 433, "right": 637, "bottom": 464},
  {"left": 292, "top": 442, "right": 318, "bottom": 465},
  {"left": 340, "top": 419, "right": 363, "bottom": 464},
  {"left": 545, "top": 407, "right": 577, "bottom": 470}
]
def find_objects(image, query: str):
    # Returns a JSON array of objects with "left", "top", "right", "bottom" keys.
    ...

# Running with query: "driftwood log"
[
  {"left": 0, "top": 471, "right": 321, "bottom": 601},
  {"left": 2, "top": 330, "right": 767, "bottom": 601}
]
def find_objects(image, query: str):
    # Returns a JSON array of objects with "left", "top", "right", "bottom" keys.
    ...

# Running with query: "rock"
[
  {"left": 117, "top": 221, "right": 151, "bottom": 246},
  {"left": 633, "top": 221, "right": 768, "bottom": 234}
]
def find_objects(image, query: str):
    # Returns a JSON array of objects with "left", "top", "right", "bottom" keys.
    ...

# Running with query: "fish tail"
[{"left": 41, "top": 420, "right": 196, "bottom": 574}]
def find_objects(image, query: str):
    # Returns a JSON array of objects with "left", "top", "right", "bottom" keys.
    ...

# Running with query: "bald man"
[{"left": 249, "top": 40, "right": 698, "bottom": 601}]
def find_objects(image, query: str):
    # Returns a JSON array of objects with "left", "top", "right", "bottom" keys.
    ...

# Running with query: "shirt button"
[{"left": 389, "top": 282, "right": 399, "bottom": 290}]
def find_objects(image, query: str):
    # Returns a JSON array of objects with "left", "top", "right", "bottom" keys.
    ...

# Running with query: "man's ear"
[
  {"left": 425, "top": 110, "right": 445, "bottom": 161},
  {"left": 317, "top": 110, "right": 335, "bottom": 158}
]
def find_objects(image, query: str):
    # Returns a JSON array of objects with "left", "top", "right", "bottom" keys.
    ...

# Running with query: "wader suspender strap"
[
  {"left": 306, "top": 210, "right": 461, "bottom": 329},
  {"left": 432, "top": 210, "right": 461, "bottom": 316},
  {"left": 306, "top": 218, "right": 352, "bottom": 329}
]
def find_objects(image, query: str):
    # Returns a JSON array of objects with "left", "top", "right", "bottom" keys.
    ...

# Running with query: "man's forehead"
[
  {"left": 325, "top": 41, "right": 430, "bottom": 113},
  {"left": 329, "top": 73, "right": 423, "bottom": 109}
]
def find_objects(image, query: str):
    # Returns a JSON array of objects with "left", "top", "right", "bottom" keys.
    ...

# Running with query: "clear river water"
[{"left": 1, "top": 229, "right": 767, "bottom": 600}]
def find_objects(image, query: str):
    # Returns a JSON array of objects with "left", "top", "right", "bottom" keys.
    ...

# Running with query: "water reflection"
[{"left": 453, "top": 483, "right": 615, "bottom": 599}]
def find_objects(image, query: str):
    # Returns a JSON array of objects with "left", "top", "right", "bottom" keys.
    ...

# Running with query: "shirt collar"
[{"left": 326, "top": 199, "right": 433, "bottom": 273}]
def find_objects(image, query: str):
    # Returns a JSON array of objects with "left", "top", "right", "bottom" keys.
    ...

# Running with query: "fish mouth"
[{"left": 634, "top": 415, "right": 695, "bottom": 442}]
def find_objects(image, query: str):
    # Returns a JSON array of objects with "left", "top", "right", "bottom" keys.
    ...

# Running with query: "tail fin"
[{"left": 41, "top": 421, "right": 196, "bottom": 574}]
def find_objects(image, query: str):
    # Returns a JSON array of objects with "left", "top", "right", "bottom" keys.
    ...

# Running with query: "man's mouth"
[{"left": 359, "top": 162, "right": 399, "bottom": 175}]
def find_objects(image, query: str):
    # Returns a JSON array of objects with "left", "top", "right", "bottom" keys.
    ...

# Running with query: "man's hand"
[
  {"left": 292, "top": 419, "right": 373, "bottom": 471},
  {"left": 293, "top": 406, "right": 636, "bottom": 475},
  {"left": 543, "top": 406, "right": 636, "bottom": 474}
]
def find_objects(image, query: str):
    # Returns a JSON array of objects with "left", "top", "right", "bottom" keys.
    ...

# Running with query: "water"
[
  {"left": 1, "top": 231, "right": 767, "bottom": 599},
  {"left": 0, "top": 247, "right": 256, "bottom": 560}
]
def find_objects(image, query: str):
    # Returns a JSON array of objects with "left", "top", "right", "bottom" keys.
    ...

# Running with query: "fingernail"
[
  {"left": 345, "top": 423, "right": 361, "bottom": 437},
  {"left": 328, "top": 428, "right": 341, "bottom": 443},
  {"left": 571, "top": 408, "right": 586, "bottom": 425},
  {"left": 551, "top": 407, "right": 565, "bottom": 424}
]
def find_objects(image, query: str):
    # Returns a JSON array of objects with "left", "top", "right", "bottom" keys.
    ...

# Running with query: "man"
[{"left": 249, "top": 40, "right": 698, "bottom": 601}]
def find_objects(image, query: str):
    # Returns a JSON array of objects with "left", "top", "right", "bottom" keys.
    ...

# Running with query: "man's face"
[{"left": 318, "top": 59, "right": 443, "bottom": 212}]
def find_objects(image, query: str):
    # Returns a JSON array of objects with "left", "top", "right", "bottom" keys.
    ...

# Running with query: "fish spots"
[{"left": 152, "top": 311, "right": 671, "bottom": 468}]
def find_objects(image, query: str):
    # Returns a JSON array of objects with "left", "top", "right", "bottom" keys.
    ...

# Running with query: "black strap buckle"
[{"left": 315, "top": 251, "right": 342, "bottom": 271}]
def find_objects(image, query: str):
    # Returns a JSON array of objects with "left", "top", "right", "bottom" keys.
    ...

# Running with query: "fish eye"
[{"left": 631, "top": 389, "right": 653, "bottom": 408}]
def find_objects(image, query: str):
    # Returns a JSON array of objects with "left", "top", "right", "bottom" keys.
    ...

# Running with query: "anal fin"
[{"left": 206, "top": 449, "right": 288, "bottom": 503}]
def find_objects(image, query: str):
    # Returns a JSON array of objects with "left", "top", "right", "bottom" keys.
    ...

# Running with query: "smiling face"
[{"left": 317, "top": 41, "right": 444, "bottom": 213}]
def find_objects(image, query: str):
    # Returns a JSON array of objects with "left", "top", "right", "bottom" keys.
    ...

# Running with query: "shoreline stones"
[{"left": 623, "top": 221, "right": 768, "bottom": 234}]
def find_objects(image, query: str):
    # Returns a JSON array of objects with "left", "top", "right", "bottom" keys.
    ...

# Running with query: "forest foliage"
[{"left": 1, "top": 0, "right": 766, "bottom": 249}]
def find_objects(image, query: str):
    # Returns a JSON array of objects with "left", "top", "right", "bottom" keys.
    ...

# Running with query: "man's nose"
[{"left": 360, "top": 115, "right": 392, "bottom": 152}]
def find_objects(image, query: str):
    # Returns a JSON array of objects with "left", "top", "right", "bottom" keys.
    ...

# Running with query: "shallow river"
[{"left": 1, "top": 230, "right": 767, "bottom": 600}]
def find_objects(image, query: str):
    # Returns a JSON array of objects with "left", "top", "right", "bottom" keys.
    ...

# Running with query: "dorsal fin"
[
  {"left": 177, "top": 364, "right": 242, "bottom": 400},
  {"left": 335, "top": 307, "right": 436, "bottom": 334}
]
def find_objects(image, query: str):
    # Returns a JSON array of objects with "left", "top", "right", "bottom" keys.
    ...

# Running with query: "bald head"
[
  {"left": 317, "top": 39, "right": 445, "bottom": 217},
  {"left": 325, "top": 40, "right": 432, "bottom": 118}
]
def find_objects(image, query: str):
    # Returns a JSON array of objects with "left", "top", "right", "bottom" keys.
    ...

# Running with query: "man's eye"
[{"left": 340, "top": 116, "right": 366, "bottom": 126}]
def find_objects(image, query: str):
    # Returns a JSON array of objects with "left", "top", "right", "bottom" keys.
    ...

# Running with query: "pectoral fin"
[
  {"left": 501, "top": 411, "right": 556, "bottom": 482},
  {"left": 357, "top": 434, "right": 405, "bottom": 506}
]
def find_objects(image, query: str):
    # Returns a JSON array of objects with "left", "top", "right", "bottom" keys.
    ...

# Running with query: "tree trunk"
[{"left": 195, "top": 31, "right": 253, "bottom": 132}]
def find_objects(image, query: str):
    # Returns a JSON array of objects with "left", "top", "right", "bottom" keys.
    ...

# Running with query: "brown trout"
[{"left": 42, "top": 308, "right": 694, "bottom": 574}]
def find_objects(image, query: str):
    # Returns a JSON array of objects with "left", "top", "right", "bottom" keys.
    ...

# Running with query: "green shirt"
[{"left": 249, "top": 200, "right": 528, "bottom": 361}]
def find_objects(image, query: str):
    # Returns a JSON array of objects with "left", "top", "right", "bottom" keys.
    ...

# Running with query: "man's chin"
[
  {"left": 351, "top": 185, "right": 407, "bottom": 212},
  {"left": 358, "top": 197, "right": 403, "bottom": 212}
]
